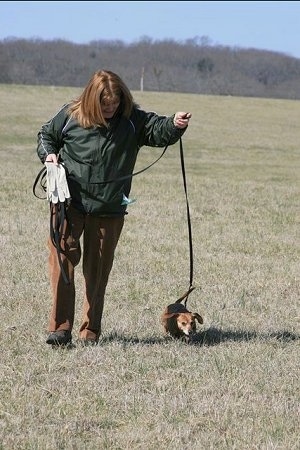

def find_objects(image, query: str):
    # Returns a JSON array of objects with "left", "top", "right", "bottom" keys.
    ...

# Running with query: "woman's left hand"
[{"left": 174, "top": 112, "right": 192, "bottom": 128}]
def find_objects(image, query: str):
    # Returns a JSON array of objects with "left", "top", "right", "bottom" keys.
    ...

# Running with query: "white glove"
[{"left": 45, "top": 162, "right": 70, "bottom": 203}]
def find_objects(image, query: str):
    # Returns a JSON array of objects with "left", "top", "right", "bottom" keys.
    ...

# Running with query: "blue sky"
[{"left": 1, "top": 1, "right": 300, "bottom": 58}]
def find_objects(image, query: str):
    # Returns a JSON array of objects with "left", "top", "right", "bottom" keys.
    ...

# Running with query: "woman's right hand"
[{"left": 45, "top": 153, "right": 59, "bottom": 165}]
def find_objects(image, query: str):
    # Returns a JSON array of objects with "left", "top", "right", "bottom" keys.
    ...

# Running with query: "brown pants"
[{"left": 47, "top": 204, "right": 124, "bottom": 341}]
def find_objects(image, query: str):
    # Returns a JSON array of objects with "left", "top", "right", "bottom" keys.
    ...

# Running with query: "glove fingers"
[
  {"left": 49, "top": 175, "right": 56, "bottom": 192},
  {"left": 45, "top": 164, "right": 55, "bottom": 191},
  {"left": 57, "top": 164, "right": 70, "bottom": 200},
  {"left": 57, "top": 181, "right": 66, "bottom": 202},
  {"left": 57, "top": 165, "right": 65, "bottom": 202},
  {"left": 45, "top": 162, "right": 59, "bottom": 203}
]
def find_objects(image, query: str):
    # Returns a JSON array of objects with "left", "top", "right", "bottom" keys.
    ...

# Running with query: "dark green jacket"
[{"left": 37, "top": 104, "right": 186, "bottom": 216}]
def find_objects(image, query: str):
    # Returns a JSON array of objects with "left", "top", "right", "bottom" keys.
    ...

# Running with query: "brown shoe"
[{"left": 46, "top": 330, "right": 72, "bottom": 346}]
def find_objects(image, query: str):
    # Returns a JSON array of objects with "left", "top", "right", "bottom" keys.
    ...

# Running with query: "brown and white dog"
[{"left": 161, "top": 291, "right": 203, "bottom": 343}]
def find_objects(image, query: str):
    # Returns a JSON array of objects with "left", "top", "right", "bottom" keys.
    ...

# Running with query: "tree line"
[{"left": 1, "top": 36, "right": 300, "bottom": 100}]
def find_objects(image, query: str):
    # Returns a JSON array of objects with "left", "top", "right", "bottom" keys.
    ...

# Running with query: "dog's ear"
[
  {"left": 162, "top": 312, "right": 180, "bottom": 319},
  {"left": 192, "top": 313, "right": 203, "bottom": 324}
]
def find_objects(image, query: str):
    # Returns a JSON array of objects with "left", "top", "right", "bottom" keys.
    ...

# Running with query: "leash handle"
[{"left": 33, "top": 166, "right": 47, "bottom": 199}]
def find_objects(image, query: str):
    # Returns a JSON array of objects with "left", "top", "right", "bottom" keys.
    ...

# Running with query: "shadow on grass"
[
  {"left": 100, "top": 328, "right": 300, "bottom": 347},
  {"left": 190, "top": 328, "right": 300, "bottom": 347}
]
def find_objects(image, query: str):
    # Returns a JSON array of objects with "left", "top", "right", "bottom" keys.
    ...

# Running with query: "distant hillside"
[{"left": 1, "top": 37, "right": 300, "bottom": 99}]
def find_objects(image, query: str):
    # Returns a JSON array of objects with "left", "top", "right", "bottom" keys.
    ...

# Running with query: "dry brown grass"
[{"left": 0, "top": 84, "right": 299, "bottom": 449}]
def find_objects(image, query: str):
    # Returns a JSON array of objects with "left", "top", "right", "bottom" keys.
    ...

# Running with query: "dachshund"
[{"left": 161, "top": 289, "right": 203, "bottom": 343}]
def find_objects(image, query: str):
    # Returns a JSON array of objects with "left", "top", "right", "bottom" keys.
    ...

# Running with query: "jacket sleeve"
[
  {"left": 132, "top": 108, "right": 187, "bottom": 148},
  {"left": 36, "top": 104, "right": 70, "bottom": 163}
]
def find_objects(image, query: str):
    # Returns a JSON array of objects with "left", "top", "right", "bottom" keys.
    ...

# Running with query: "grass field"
[{"left": 0, "top": 83, "right": 299, "bottom": 449}]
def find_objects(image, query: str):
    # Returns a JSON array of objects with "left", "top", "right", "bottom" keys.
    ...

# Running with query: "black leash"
[
  {"left": 176, "top": 137, "right": 195, "bottom": 308},
  {"left": 32, "top": 166, "right": 70, "bottom": 284},
  {"left": 50, "top": 201, "right": 70, "bottom": 285},
  {"left": 33, "top": 166, "right": 71, "bottom": 284},
  {"left": 33, "top": 165, "right": 48, "bottom": 199},
  {"left": 33, "top": 143, "right": 169, "bottom": 198}
]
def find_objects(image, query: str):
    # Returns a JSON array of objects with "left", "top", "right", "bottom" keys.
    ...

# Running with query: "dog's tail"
[{"left": 175, "top": 285, "right": 196, "bottom": 304}]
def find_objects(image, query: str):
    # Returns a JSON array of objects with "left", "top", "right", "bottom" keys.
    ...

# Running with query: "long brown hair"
[{"left": 68, "top": 70, "right": 134, "bottom": 128}]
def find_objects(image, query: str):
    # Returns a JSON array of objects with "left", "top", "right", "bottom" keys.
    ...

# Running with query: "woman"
[{"left": 37, "top": 69, "right": 192, "bottom": 347}]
